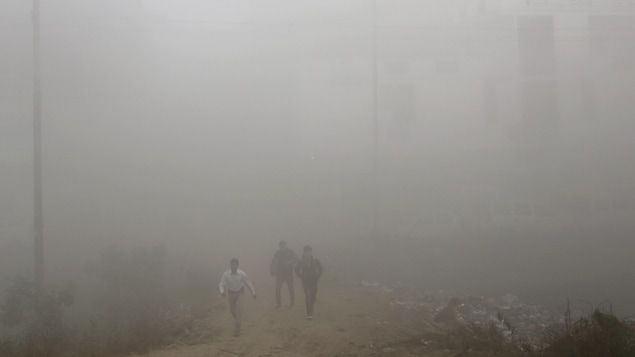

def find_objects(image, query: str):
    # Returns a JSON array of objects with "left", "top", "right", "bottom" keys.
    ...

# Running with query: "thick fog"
[{"left": 2, "top": 0, "right": 635, "bottom": 317}]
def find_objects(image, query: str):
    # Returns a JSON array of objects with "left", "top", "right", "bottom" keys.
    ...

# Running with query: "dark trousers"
[
  {"left": 275, "top": 272, "right": 294, "bottom": 308},
  {"left": 301, "top": 279, "right": 318, "bottom": 316}
]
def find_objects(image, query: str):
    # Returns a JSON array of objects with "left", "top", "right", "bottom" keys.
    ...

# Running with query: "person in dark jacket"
[
  {"left": 294, "top": 245, "right": 323, "bottom": 320},
  {"left": 271, "top": 240, "right": 298, "bottom": 309}
]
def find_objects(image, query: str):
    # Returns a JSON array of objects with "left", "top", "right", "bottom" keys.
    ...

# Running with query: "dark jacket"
[
  {"left": 272, "top": 247, "right": 298, "bottom": 276},
  {"left": 295, "top": 256, "right": 323, "bottom": 282}
]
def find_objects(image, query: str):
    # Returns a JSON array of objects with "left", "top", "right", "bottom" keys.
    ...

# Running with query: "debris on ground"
[{"left": 360, "top": 280, "right": 582, "bottom": 349}]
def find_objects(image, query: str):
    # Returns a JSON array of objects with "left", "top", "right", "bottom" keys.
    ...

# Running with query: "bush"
[
  {"left": 0, "top": 275, "right": 74, "bottom": 357},
  {"left": 542, "top": 309, "right": 635, "bottom": 357},
  {"left": 0, "top": 245, "right": 220, "bottom": 356},
  {"left": 81, "top": 245, "right": 171, "bottom": 355}
]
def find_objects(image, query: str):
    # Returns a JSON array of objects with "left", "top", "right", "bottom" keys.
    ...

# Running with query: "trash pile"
[{"left": 361, "top": 280, "right": 582, "bottom": 349}]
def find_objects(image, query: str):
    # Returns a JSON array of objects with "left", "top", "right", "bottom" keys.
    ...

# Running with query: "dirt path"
[{"left": 136, "top": 279, "right": 452, "bottom": 357}]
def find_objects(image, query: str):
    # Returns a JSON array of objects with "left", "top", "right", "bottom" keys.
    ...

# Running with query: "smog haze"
[{"left": 2, "top": 0, "right": 635, "bottom": 327}]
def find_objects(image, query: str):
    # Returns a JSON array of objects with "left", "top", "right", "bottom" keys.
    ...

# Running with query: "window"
[
  {"left": 483, "top": 79, "right": 498, "bottom": 123},
  {"left": 436, "top": 59, "right": 460, "bottom": 74},
  {"left": 517, "top": 16, "right": 555, "bottom": 76},
  {"left": 520, "top": 79, "right": 559, "bottom": 140},
  {"left": 582, "top": 80, "right": 597, "bottom": 121},
  {"left": 380, "top": 83, "right": 416, "bottom": 138},
  {"left": 588, "top": 15, "right": 635, "bottom": 59}
]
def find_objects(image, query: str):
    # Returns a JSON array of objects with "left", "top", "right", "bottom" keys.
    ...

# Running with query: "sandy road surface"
[{"left": 135, "top": 278, "right": 454, "bottom": 357}]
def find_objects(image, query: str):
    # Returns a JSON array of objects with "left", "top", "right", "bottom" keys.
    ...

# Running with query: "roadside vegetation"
[
  {"left": 0, "top": 245, "right": 217, "bottom": 357},
  {"left": 429, "top": 306, "right": 635, "bottom": 357}
]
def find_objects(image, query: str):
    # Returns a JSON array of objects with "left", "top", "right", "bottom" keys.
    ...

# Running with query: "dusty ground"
[{"left": 134, "top": 278, "right": 460, "bottom": 357}]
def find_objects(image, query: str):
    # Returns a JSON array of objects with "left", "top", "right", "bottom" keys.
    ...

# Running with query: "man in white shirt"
[{"left": 219, "top": 258, "right": 256, "bottom": 336}]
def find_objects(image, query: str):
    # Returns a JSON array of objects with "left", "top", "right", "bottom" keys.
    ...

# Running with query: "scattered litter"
[{"left": 365, "top": 281, "right": 580, "bottom": 349}]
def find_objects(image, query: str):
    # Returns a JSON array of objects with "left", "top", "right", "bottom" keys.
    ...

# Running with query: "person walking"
[
  {"left": 294, "top": 245, "right": 323, "bottom": 320},
  {"left": 219, "top": 258, "right": 256, "bottom": 336},
  {"left": 271, "top": 240, "right": 298, "bottom": 309}
]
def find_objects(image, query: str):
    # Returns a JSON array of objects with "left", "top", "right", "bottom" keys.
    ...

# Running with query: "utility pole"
[
  {"left": 371, "top": 0, "right": 378, "bottom": 240},
  {"left": 33, "top": 0, "right": 44, "bottom": 290}
]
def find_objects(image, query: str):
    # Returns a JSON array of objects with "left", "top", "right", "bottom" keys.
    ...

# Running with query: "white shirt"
[{"left": 219, "top": 268, "right": 255, "bottom": 295}]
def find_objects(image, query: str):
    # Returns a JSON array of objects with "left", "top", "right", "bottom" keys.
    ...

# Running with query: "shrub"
[
  {"left": 0, "top": 275, "right": 74, "bottom": 357},
  {"left": 81, "top": 245, "right": 170, "bottom": 355},
  {"left": 542, "top": 309, "right": 635, "bottom": 357}
]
